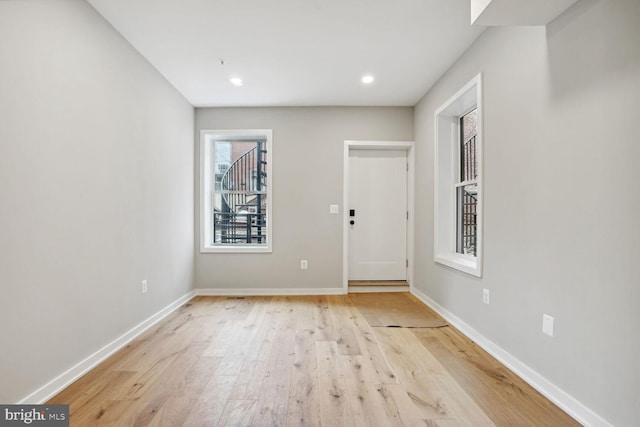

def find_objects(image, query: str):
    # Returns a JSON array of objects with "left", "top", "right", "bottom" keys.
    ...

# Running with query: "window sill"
[
  {"left": 201, "top": 245, "right": 272, "bottom": 254},
  {"left": 435, "top": 253, "right": 482, "bottom": 277}
]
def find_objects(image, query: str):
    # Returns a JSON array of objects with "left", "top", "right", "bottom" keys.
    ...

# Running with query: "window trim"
[
  {"left": 199, "top": 129, "right": 273, "bottom": 253},
  {"left": 434, "top": 74, "right": 483, "bottom": 277}
]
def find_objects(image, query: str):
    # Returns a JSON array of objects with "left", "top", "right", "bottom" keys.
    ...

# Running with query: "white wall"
[
  {"left": 413, "top": 0, "right": 640, "bottom": 425},
  {"left": 0, "top": 0, "right": 194, "bottom": 403},
  {"left": 195, "top": 107, "right": 413, "bottom": 291}
]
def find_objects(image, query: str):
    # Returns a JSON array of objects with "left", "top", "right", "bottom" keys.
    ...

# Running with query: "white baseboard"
[
  {"left": 411, "top": 288, "right": 612, "bottom": 427},
  {"left": 18, "top": 291, "right": 196, "bottom": 404},
  {"left": 196, "top": 287, "right": 345, "bottom": 296}
]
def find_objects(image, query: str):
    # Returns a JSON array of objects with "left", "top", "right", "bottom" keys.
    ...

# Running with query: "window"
[
  {"left": 200, "top": 130, "right": 272, "bottom": 253},
  {"left": 457, "top": 108, "right": 478, "bottom": 256},
  {"left": 434, "top": 74, "right": 482, "bottom": 276}
]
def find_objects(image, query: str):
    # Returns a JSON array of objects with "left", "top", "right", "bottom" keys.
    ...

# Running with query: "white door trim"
[{"left": 343, "top": 140, "right": 415, "bottom": 293}]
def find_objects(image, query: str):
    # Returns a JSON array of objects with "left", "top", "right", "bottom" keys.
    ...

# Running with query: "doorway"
[{"left": 343, "top": 141, "right": 415, "bottom": 293}]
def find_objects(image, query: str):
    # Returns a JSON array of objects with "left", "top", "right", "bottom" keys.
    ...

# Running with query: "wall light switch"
[
  {"left": 542, "top": 314, "right": 554, "bottom": 337},
  {"left": 329, "top": 205, "right": 339, "bottom": 214},
  {"left": 300, "top": 259, "right": 308, "bottom": 270}
]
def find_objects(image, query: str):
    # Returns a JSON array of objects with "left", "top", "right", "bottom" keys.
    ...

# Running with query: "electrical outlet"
[
  {"left": 482, "top": 288, "right": 490, "bottom": 305},
  {"left": 329, "top": 204, "right": 339, "bottom": 214},
  {"left": 300, "top": 259, "right": 308, "bottom": 270},
  {"left": 542, "top": 314, "right": 554, "bottom": 337},
  {"left": 141, "top": 280, "right": 148, "bottom": 293}
]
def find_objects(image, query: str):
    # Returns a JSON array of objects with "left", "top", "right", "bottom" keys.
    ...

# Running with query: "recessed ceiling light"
[
  {"left": 362, "top": 75, "right": 374, "bottom": 84},
  {"left": 230, "top": 77, "right": 243, "bottom": 87}
]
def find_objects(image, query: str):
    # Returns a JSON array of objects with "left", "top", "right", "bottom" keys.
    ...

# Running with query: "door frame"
[{"left": 343, "top": 140, "right": 415, "bottom": 293}]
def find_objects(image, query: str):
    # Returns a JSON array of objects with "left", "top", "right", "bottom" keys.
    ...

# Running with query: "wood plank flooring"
[{"left": 48, "top": 294, "right": 579, "bottom": 426}]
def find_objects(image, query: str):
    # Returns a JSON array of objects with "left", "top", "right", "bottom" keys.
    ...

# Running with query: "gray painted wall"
[
  {"left": 195, "top": 107, "right": 413, "bottom": 291},
  {"left": 0, "top": 0, "right": 194, "bottom": 403},
  {"left": 413, "top": 0, "right": 640, "bottom": 425}
]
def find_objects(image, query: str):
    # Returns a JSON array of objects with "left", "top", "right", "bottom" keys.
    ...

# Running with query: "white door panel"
[{"left": 348, "top": 149, "right": 407, "bottom": 281}]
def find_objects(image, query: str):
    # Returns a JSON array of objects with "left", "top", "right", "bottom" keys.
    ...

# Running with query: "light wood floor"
[{"left": 49, "top": 294, "right": 579, "bottom": 426}]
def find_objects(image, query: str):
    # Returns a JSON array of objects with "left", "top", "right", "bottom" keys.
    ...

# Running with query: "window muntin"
[{"left": 200, "top": 130, "right": 272, "bottom": 253}]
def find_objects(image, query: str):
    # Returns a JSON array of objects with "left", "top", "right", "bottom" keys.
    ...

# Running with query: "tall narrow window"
[
  {"left": 200, "top": 130, "right": 272, "bottom": 253},
  {"left": 434, "top": 74, "right": 482, "bottom": 277},
  {"left": 456, "top": 108, "right": 478, "bottom": 256}
]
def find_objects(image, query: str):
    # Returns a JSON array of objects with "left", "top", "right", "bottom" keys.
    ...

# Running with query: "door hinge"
[
  {"left": 407, "top": 163, "right": 409, "bottom": 172},
  {"left": 407, "top": 211, "right": 409, "bottom": 220},
  {"left": 406, "top": 259, "right": 409, "bottom": 268}
]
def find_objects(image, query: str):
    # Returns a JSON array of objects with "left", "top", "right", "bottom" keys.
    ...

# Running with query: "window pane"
[
  {"left": 460, "top": 108, "right": 478, "bottom": 182},
  {"left": 213, "top": 139, "right": 268, "bottom": 246},
  {"left": 456, "top": 183, "right": 478, "bottom": 256}
]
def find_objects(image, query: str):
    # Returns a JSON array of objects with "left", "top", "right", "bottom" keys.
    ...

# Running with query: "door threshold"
[
  {"left": 349, "top": 280, "right": 408, "bottom": 287},
  {"left": 348, "top": 284, "right": 410, "bottom": 294},
  {"left": 348, "top": 281, "right": 410, "bottom": 294}
]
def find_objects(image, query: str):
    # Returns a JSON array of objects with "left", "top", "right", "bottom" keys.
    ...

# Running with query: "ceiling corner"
[{"left": 471, "top": 0, "right": 580, "bottom": 26}]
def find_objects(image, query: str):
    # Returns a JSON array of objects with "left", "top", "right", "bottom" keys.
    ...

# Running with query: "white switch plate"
[
  {"left": 300, "top": 259, "right": 308, "bottom": 270},
  {"left": 482, "top": 288, "right": 490, "bottom": 305},
  {"left": 141, "top": 279, "right": 148, "bottom": 293},
  {"left": 329, "top": 204, "right": 339, "bottom": 214},
  {"left": 542, "top": 314, "right": 554, "bottom": 337}
]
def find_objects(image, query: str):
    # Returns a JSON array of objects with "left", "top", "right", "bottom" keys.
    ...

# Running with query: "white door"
[{"left": 348, "top": 149, "right": 407, "bottom": 281}]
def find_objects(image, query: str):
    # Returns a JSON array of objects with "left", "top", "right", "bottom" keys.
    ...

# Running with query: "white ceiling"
[{"left": 88, "top": 0, "right": 486, "bottom": 107}]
